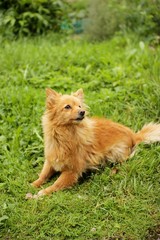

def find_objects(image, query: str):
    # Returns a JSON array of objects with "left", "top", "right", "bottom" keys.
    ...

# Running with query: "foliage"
[
  {"left": 85, "top": 0, "right": 125, "bottom": 41},
  {"left": 0, "top": 34, "right": 160, "bottom": 239},
  {"left": 1, "top": 0, "right": 160, "bottom": 39},
  {"left": 67, "top": 0, "right": 89, "bottom": 34},
  {"left": 0, "top": 0, "right": 71, "bottom": 37},
  {"left": 125, "top": 0, "right": 160, "bottom": 37},
  {"left": 85, "top": 0, "right": 160, "bottom": 41}
]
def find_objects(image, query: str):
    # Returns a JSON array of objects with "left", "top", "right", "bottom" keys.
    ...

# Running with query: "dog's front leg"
[
  {"left": 31, "top": 160, "right": 55, "bottom": 188},
  {"left": 36, "top": 171, "right": 79, "bottom": 196}
]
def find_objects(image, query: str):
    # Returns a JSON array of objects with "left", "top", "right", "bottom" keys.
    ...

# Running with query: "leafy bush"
[
  {"left": 67, "top": 0, "right": 88, "bottom": 34},
  {"left": 0, "top": 0, "right": 71, "bottom": 37},
  {"left": 125, "top": 0, "right": 160, "bottom": 37},
  {"left": 85, "top": 0, "right": 160, "bottom": 41},
  {"left": 85, "top": 0, "right": 126, "bottom": 41}
]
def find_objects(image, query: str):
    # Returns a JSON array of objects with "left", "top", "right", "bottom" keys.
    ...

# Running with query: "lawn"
[{"left": 0, "top": 33, "right": 160, "bottom": 239}]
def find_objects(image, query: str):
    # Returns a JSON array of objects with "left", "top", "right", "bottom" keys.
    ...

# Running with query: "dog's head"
[{"left": 45, "top": 88, "right": 87, "bottom": 126}]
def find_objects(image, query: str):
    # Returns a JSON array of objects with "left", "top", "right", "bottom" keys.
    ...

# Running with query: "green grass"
[{"left": 0, "top": 33, "right": 160, "bottom": 240}]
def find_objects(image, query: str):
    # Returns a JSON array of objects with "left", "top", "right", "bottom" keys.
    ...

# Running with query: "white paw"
[{"left": 37, "top": 189, "right": 46, "bottom": 196}]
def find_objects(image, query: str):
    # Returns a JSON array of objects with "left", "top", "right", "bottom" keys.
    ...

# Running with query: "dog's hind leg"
[
  {"left": 106, "top": 143, "right": 134, "bottom": 163},
  {"left": 31, "top": 160, "right": 55, "bottom": 188}
]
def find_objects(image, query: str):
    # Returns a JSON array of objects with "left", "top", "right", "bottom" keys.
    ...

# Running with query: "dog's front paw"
[
  {"left": 31, "top": 179, "right": 42, "bottom": 188},
  {"left": 31, "top": 189, "right": 47, "bottom": 199},
  {"left": 37, "top": 189, "right": 46, "bottom": 197}
]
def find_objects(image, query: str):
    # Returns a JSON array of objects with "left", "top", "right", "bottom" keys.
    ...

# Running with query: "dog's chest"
[
  {"left": 50, "top": 142, "right": 73, "bottom": 171},
  {"left": 46, "top": 128, "right": 88, "bottom": 171},
  {"left": 52, "top": 158, "right": 64, "bottom": 172}
]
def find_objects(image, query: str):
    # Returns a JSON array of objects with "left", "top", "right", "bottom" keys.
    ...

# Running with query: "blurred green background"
[{"left": 0, "top": 0, "right": 160, "bottom": 40}]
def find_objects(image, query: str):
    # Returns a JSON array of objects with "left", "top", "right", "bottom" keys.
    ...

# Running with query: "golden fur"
[{"left": 26, "top": 88, "right": 160, "bottom": 199}]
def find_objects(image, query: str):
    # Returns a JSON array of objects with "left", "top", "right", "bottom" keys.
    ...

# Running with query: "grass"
[{"left": 0, "top": 33, "right": 160, "bottom": 239}]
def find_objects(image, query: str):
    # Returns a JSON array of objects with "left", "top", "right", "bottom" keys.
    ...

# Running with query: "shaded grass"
[{"left": 0, "top": 34, "right": 160, "bottom": 239}]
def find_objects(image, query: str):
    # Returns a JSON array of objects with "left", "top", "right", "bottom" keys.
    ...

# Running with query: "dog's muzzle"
[{"left": 76, "top": 110, "right": 85, "bottom": 121}]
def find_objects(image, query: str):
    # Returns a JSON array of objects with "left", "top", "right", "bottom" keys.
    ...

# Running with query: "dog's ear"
[
  {"left": 46, "top": 88, "right": 60, "bottom": 98},
  {"left": 73, "top": 89, "right": 84, "bottom": 101},
  {"left": 46, "top": 88, "right": 60, "bottom": 108}
]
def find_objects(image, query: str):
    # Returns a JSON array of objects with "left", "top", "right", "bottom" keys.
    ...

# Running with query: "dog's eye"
[
  {"left": 79, "top": 105, "right": 81, "bottom": 108},
  {"left": 64, "top": 105, "right": 71, "bottom": 109}
]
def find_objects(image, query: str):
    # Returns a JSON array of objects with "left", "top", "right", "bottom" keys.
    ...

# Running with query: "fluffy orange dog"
[{"left": 26, "top": 88, "right": 160, "bottom": 198}]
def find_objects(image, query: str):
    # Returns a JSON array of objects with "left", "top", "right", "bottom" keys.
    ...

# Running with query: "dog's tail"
[{"left": 135, "top": 122, "right": 160, "bottom": 145}]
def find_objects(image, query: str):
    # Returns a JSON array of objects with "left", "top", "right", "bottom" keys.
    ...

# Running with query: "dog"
[{"left": 26, "top": 88, "right": 160, "bottom": 199}]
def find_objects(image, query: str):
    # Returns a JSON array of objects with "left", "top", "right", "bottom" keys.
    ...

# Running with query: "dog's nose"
[{"left": 79, "top": 110, "right": 85, "bottom": 116}]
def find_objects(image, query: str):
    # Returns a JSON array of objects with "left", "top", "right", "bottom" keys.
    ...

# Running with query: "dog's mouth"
[
  {"left": 75, "top": 116, "right": 84, "bottom": 121},
  {"left": 72, "top": 111, "right": 85, "bottom": 122}
]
